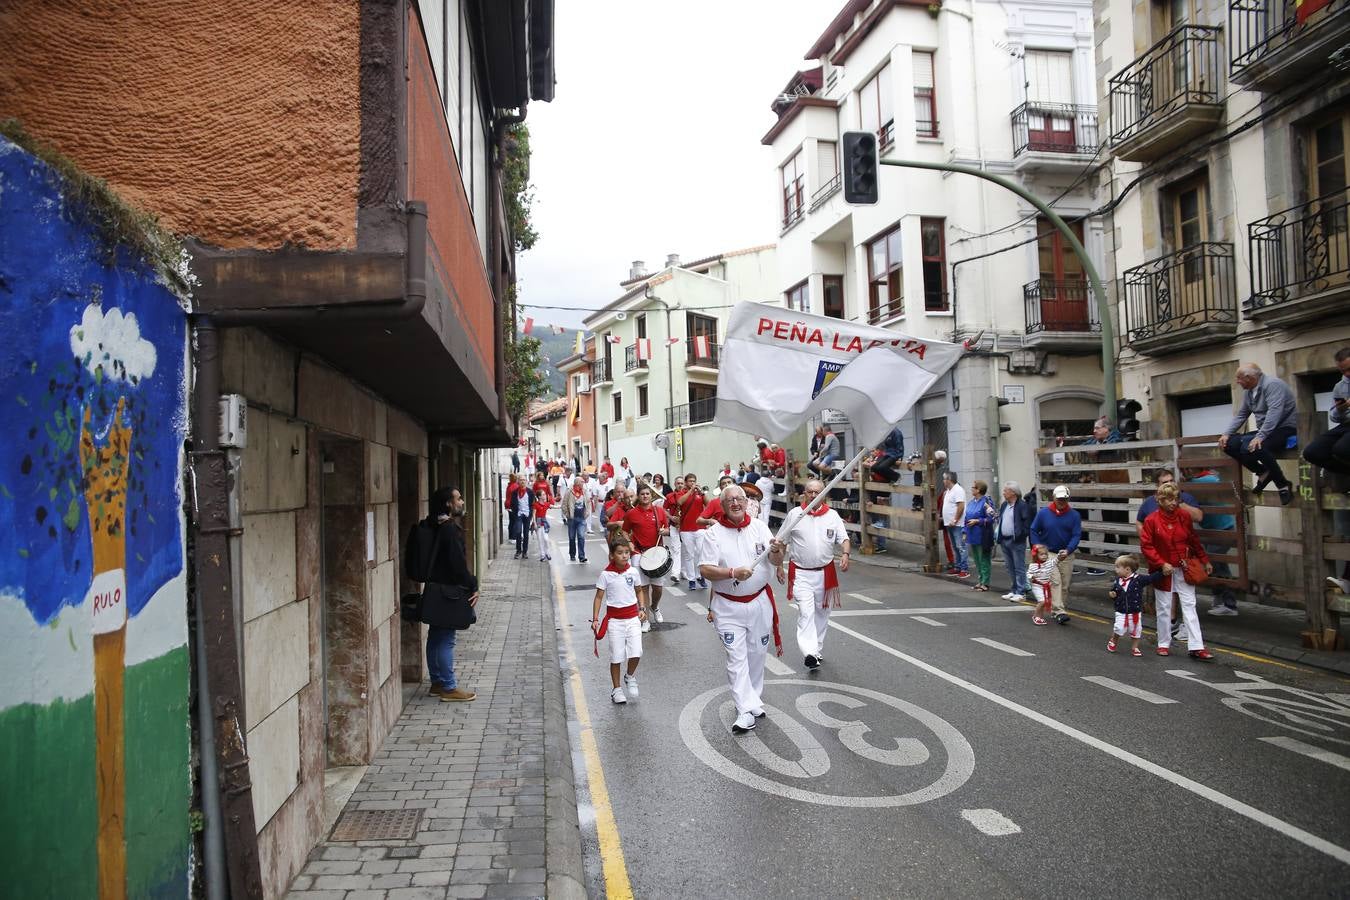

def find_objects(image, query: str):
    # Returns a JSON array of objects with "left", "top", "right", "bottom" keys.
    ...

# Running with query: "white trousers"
[
  {"left": 712, "top": 593, "right": 772, "bottom": 716},
  {"left": 1154, "top": 578, "right": 1204, "bottom": 650},
  {"left": 586, "top": 512, "right": 596, "bottom": 534},
  {"left": 668, "top": 531, "right": 682, "bottom": 579},
  {"left": 792, "top": 569, "right": 830, "bottom": 658},
  {"left": 680, "top": 532, "right": 702, "bottom": 581}
]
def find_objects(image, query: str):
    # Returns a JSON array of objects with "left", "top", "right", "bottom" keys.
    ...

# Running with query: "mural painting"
[{"left": 0, "top": 137, "right": 192, "bottom": 897}]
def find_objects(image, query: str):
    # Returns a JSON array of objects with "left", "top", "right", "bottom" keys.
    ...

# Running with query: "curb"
[{"left": 539, "top": 563, "right": 588, "bottom": 899}]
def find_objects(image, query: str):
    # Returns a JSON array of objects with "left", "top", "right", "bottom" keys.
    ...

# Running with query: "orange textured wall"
[
  {"left": 406, "top": 12, "right": 496, "bottom": 374},
  {"left": 0, "top": 1, "right": 360, "bottom": 250}
]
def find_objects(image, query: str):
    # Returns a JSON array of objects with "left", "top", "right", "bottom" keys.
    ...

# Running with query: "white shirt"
[
  {"left": 699, "top": 518, "right": 775, "bottom": 597},
  {"left": 755, "top": 476, "right": 775, "bottom": 517},
  {"left": 515, "top": 491, "right": 532, "bottom": 517},
  {"left": 618, "top": 466, "right": 634, "bottom": 489},
  {"left": 588, "top": 480, "right": 607, "bottom": 504},
  {"left": 941, "top": 483, "right": 967, "bottom": 526},
  {"left": 1000, "top": 503, "right": 1015, "bottom": 537},
  {"left": 783, "top": 507, "right": 848, "bottom": 568},
  {"left": 595, "top": 566, "right": 640, "bottom": 609}
]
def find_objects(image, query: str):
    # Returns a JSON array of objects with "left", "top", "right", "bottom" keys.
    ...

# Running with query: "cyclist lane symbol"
[
  {"left": 1167, "top": 668, "right": 1350, "bottom": 745},
  {"left": 678, "top": 679, "right": 975, "bottom": 807}
]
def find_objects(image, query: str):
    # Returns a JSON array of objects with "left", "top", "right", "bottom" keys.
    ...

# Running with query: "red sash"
[
  {"left": 714, "top": 585, "right": 783, "bottom": 657},
  {"left": 787, "top": 561, "right": 841, "bottom": 609},
  {"left": 593, "top": 603, "right": 640, "bottom": 657}
]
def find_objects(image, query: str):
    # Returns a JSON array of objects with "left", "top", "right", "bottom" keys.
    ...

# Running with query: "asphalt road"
[{"left": 542, "top": 518, "right": 1350, "bottom": 899}]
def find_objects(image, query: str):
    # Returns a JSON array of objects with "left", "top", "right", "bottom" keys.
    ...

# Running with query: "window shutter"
[
  {"left": 1024, "top": 50, "right": 1073, "bottom": 105},
  {"left": 818, "top": 141, "right": 838, "bottom": 179},
  {"left": 912, "top": 51, "right": 934, "bottom": 90}
]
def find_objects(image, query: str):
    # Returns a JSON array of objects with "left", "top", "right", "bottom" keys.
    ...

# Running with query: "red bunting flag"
[
  {"left": 694, "top": 335, "right": 710, "bottom": 358},
  {"left": 665, "top": 336, "right": 681, "bottom": 347},
  {"left": 606, "top": 334, "right": 622, "bottom": 345},
  {"left": 522, "top": 317, "right": 534, "bottom": 335},
  {"left": 635, "top": 338, "right": 652, "bottom": 361},
  {"left": 550, "top": 324, "right": 565, "bottom": 335}
]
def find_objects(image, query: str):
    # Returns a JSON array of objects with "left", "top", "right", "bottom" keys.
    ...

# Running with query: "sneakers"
[
  {"left": 513, "top": 550, "right": 521, "bottom": 559},
  {"left": 1032, "top": 616, "right": 1048, "bottom": 626},
  {"left": 752, "top": 709, "right": 767, "bottom": 719},
  {"left": 580, "top": 556, "right": 588, "bottom": 563},
  {"left": 804, "top": 654, "right": 820, "bottom": 670},
  {"left": 731, "top": 711, "right": 756, "bottom": 734},
  {"left": 441, "top": 687, "right": 477, "bottom": 702},
  {"left": 623, "top": 674, "right": 639, "bottom": 698},
  {"left": 670, "top": 575, "right": 681, "bottom": 585},
  {"left": 1106, "top": 638, "right": 1117, "bottom": 653},
  {"left": 954, "top": 570, "right": 970, "bottom": 579},
  {"left": 1156, "top": 647, "right": 1170, "bottom": 656},
  {"left": 1132, "top": 647, "right": 1143, "bottom": 657},
  {"left": 1002, "top": 592, "right": 1019, "bottom": 600},
  {"left": 697, "top": 578, "right": 709, "bottom": 589},
  {"left": 1208, "top": 605, "right": 1238, "bottom": 617},
  {"left": 688, "top": 579, "right": 698, "bottom": 591},
  {"left": 1055, "top": 613, "right": 1070, "bottom": 626},
  {"left": 640, "top": 620, "right": 651, "bottom": 633},
  {"left": 654, "top": 608, "right": 664, "bottom": 624},
  {"left": 611, "top": 687, "right": 627, "bottom": 704},
  {"left": 1278, "top": 484, "right": 1294, "bottom": 506},
  {"left": 1189, "top": 648, "right": 1214, "bottom": 660}
]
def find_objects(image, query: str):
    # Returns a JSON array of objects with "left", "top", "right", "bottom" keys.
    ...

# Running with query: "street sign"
[
  {"left": 823, "top": 410, "right": 849, "bottom": 426},
  {"left": 1002, "top": 384, "right": 1025, "bottom": 404}
]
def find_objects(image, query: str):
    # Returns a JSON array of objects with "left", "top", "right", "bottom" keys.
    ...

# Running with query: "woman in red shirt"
[
  {"left": 531, "top": 474, "right": 553, "bottom": 561},
  {"left": 1140, "top": 483, "right": 1213, "bottom": 659}
]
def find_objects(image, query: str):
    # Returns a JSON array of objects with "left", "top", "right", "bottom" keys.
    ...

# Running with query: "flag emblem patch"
[{"left": 811, "top": 360, "right": 844, "bottom": 398}]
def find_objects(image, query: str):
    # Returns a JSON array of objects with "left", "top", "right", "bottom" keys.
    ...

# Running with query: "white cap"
[{"left": 1052, "top": 484, "right": 1070, "bottom": 499}]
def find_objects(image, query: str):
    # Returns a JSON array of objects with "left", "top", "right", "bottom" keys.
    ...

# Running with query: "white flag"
[{"left": 713, "top": 301, "right": 964, "bottom": 448}]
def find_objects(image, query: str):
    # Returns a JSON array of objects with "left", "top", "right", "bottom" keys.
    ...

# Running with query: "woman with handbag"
[
  {"left": 1140, "top": 482, "right": 1214, "bottom": 660},
  {"left": 406, "top": 486, "right": 480, "bottom": 701},
  {"left": 963, "top": 481, "right": 996, "bottom": 591}
]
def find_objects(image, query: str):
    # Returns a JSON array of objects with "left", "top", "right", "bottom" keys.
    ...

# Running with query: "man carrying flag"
[{"left": 776, "top": 478, "right": 850, "bottom": 671}]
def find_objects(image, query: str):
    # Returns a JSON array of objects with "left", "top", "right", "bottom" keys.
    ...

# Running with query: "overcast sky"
[{"left": 516, "top": 0, "right": 836, "bottom": 331}]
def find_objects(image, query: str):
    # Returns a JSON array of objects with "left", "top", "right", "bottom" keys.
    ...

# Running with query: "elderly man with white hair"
[
  {"left": 1220, "top": 362, "right": 1298, "bottom": 505},
  {"left": 700, "top": 484, "right": 786, "bottom": 734},
  {"left": 776, "top": 478, "right": 850, "bottom": 670}
]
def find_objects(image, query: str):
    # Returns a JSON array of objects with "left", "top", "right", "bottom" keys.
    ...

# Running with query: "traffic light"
[
  {"left": 842, "top": 131, "right": 878, "bottom": 204},
  {"left": 987, "top": 395, "right": 1012, "bottom": 437},
  {"left": 1117, "top": 398, "right": 1142, "bottom": 440}
]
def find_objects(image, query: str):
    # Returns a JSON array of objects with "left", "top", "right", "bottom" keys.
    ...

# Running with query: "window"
[
  {"left": 785, "top": 280, "right": 809, "bottom": 312},
  {"left": 920, "top": 218, "right": 948, "bottom": 311},
  {"left": 913, "top": 51, "right": 937, "bottom": 139},
  {"left": 1174, "top": 388, "right": 1233, "bottom": 437},
  {"left": 1035, "top": 217, "right": 1089, "bottom": 330},
  {"left": 817, "top": 141, "right": 838, "bottom": 190},
  {"left": 613, "top": 393, "right": 622, "bottom": 423},
  {"left": 922, "top": 416, "right": 948, "bottom": 455},
  {"left": 1165, "top": 174, "right": 1208, "bottom": 288},
  {"left": 860, "top": 63, "right": 894, "bottom": 149},
  {"left": 1305, "top": 109, "right": 1349, "bottom": 290},
  {"left": 781, "top": 150, "right": 805, "bottom": 227},
  {"left": 689, "top": 383, "right": 717, "bottom": 425},
  {"left": 686, "top": 312, "right": 718, "bottom": 343},
  {"left": 1023, "top": 49, "right": 1075, "bottom": 151},
  {"left": 823, "top": 275, "right": 845, "bottom": 319},
  {"left": 636, "top": 313, "right": 647, "bottom": 339},
  {"left": 866, "top": 223, "right": 903, "bottom": 322},
  {"left": 1310, "top": 110, "right": 1349, "bottom": 200},
  {"left": 637, "top": 384, "right": 649, "bottom": 418}
]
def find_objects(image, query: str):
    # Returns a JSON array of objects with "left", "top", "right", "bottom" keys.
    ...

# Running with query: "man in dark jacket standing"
[
  {"left": 406, "top": 487, "right": 479, "bottom": 702},
  {"left": 997, "top": 481, "right": 1033, "bottom": 599}
]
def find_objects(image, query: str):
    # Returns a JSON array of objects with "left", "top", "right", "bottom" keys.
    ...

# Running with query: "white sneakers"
[
  {"left": 611, "top": 687, "right": 627, "bottom": 704},
  {"left": 640, "top": 620, "right": 651, "bottom": 633},
  {"left": 654, "top": 608, "right": 664, "bottom": 624},
  {"left": 731, "top": 711, "right": 756, "bottom": 734},
  {"left": 1002, "top": 592, "right": 1018, "bottom": 600},
  {"left": 1208, "top": 605, "right": 1238, "bottom": 617},
  {"left": 623, "top": 674, "right": 639, "bottom": 698}
]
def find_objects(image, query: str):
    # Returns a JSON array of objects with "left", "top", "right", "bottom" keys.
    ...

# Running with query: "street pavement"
[{"left": 550, "top": 513, "right": 1350, "bottom": 898}]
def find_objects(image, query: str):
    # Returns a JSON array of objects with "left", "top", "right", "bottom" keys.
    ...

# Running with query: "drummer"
[{"left": 622, "top": 483, "right": 671, "bottom": 633}]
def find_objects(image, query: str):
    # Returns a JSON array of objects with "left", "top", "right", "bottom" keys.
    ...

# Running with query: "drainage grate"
[{"left": 330, "top": 808, "right": 422, "bottom": 841}]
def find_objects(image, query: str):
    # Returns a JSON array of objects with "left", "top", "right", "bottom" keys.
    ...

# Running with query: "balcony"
[
  {"left": 1123, "top": 242, "right": 1238, "bottom": 356},
  {"left": 879, "top": 119, "right": 896, "bottom": 152},
  {"left": 1231, "top": 0, "right": 1350, "bottom": 91},
  {"left": 1108, "top": 25, "right": 1224, "bottom": 162},
  {"left": 1023, "top": 279, "right": 1102, "bottom": 353},
  {"left": 624, "top": 345, "right": 648, "bottom": 374},
  {"left": 809, "top": 173, "right": 841, "bottom": 212},
  {"left": 665, "top": 397, "right": 717, "bottom": 429},
  {"left": 685, "top": 338, "right": 721, "bottom": 370},
  {"left": 1246, "top": 187, "right": 1350, "bottom": 327},
  {"left": 866, "top": 297, "right": 903, "bottom": 326},
  {"left": 591, "top": 358, "right": 612, "bottom": 385},
  {"left": 1010, "top": 103, "right": 1100, "bottom": 174}
]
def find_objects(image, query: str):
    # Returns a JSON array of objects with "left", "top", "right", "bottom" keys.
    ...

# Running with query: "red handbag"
[{"left": 1182, "top": 557, "right": 1208, "bottom": 586}]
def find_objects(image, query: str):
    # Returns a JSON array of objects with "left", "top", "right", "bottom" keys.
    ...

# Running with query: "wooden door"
[{"left": 1037, "top": 218, "right": 1088, "bottom": 330}]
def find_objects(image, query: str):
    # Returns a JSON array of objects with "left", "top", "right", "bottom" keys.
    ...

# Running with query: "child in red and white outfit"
[
  {"left": 592, "top": 538, "right": 645, "bottom": 704},
  {"left": 532, "top": 475, "right": 554, "bottom": 561},
  {"left": 1027, "top": 544, "right": 1058, "bottom": 626},
  {"left": 1106, "top": 553, "right": 1163, "bottom": 657}
]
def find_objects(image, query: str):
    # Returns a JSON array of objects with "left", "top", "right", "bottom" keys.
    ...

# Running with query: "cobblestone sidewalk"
[{"left": 287, "top": 550, "right": 584, "bottom": 899}]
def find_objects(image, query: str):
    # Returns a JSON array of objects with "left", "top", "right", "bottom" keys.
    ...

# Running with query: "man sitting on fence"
[
  {"left": 1219, "top": 362, "right": 1298, "bottom": 506},
  {"left": 1302, "top": 347, "right": 1350, "bottom": 485}
]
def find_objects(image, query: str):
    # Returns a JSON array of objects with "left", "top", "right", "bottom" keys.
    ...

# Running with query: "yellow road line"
[{"left": 551, "top": 559, "right": 634, "bottom": 899}]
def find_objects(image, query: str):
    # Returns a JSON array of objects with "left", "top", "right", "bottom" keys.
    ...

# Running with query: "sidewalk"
[
  {"left": 286, "top": 550, "right": 585, "bottom": 900},
  {"left": 855, "top": 544, "right": 1350, "bottom": 677}
]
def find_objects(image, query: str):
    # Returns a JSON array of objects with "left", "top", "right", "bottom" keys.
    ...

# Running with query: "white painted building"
[
  {"left": 583, "top": 247, "right": 793, "bottom": 482},
  {"left": 765, "top": 0, "right": 1107, "bottom": 490}
]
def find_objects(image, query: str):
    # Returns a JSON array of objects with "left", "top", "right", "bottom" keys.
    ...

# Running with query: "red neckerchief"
[
  {"left": 802, "top": 501, "right": 830, "bottom": 517},
  {"left": 1051, "top": 502, "right": 1072, "bottom": 516},
  {"left": 604, "top": 562, "right": 631, "bottom": 574},
  {"left": 717, "top": 512, "right": 753, "bottom": 529}
]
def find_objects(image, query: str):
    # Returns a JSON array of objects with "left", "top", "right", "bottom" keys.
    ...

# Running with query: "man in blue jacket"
[
  {"left": 1029, "top": 484, "right": 1082, "bottom": 624},
  {"left": 871, "top": 426, "right": 905, "bottom": 483},
  {"left": 997, "top": 481, "right": 1033, "bottom": 600}
]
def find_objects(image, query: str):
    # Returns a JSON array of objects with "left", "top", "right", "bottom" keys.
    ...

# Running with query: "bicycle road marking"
[
  {"left": 831, "top": 621, "right": 1350, "bottom": 867},
  {"left": 971, "top": 637, "right": 1035, "bottom": 657},
  {"left": 848, "top": 592, "right": 882, "bottom": 605},
  {"left": 1082, "top": 676, "right": 1178, "bottom": 705},
  {"left": 1259, "top": 736, "right": 1350, "bottom": 772},
  {"left": 960, "top": 808, "right": 1022, "bottom": 837},
  {"left": 764, "top": 656, "right": 795, "bottom": 676},
  {"left": 911, "top": 616, "right": 947, "bottom": 627}
]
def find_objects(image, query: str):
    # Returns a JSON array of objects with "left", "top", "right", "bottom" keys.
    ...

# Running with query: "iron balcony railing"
[
  {"left": 782, "top": 176, "right": 805, "bottom": 231},
  {"left": 1108, "top": 24, "right": 1222, "bottom": 146},
  {"left": 866, "top": 296, "right": 903, "bottom": 325},
  {"left": 685, "top": 338, "right": 721, "bottom": 367},
  {"left": 624, "top": 345, "right": 648, "bottom": 373},
  {"left": 591, "top": 358, "right": 612, "bottom": 384},
  {"left": 1023, "top": 278, "right": 1102, "bottom": 333},
  {"left": 1010, "top": 102, "right": 1100, "bottom": 157},
  {"left": 879, "top": 119, "right": 896, "bottom": 151},
  {"left": 1231, "top": 0, "right": 1347, "bottom": 76},
  {"left": 1247, "top": 186, "right": 1350, "bottom": 310},
  {"left": 810, "top": 172, "right": 841, "bottom": 211},
  {"left": 665, "top": 398, "right": 717, "bottom": 429},
  {"left": 1123, "top": 242, "right": 1237, "bottom": 343}
]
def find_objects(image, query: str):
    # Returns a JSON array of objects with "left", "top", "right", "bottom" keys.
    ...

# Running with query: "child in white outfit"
[
  {"left": 1026, "top": 544, "right": 1059, "bottom": 626},
  {"left": 592, "top": 538, "right": 646, "bottom": 704}
]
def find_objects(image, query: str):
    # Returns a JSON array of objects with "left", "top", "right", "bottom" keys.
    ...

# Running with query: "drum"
[{"left": 638, "top": 545, "right": 673, "bottom": 579}]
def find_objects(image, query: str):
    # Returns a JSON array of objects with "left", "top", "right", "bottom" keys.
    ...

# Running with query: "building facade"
[
  {"left": 766, "top": 0, "right": 1106, "bottom": 489},
  {"left": 556, "top": 335, "right": 600, "bottom": 467},
  {"left": 0, "top": 0, "right": 553, "bottom": 896}
]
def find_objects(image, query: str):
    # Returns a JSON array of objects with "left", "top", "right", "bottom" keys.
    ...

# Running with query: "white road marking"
[
  {"left": 833, "top": 606, "right": 1027, "bottom": 617},
  {"left": 665, "top": 585, "right": 686, "bottom": 597},
  {"left": 829, "top": 621, "right": 1350, "bottom": 866},
  {"left": 764, "top": 656, "right": 795, "bottom": 676},
  {"left": 971, "top": 637, "right": 1035, "bottom": 657},
  {"left": 1260, "top": 736, "right": 1350, "bottom": 772},
  {"left": 960, "top": 809, "right": 1022, "bottom": 836},
  {"left": 910, "top": 616, "right": 947, "bottom": 627},
  {"left": 685, "top": 602, "right": 708, "bottom": 615},
  {"left": 848, "top": 592, "right": 882, "bottom": 605},
  {"left": 1081, "top": 676, "right": 1177, "bottom": 705}
]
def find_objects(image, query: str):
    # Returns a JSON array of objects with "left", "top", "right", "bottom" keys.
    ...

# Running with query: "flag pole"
[{"left": 746, "top": 444, "right": 873, "bottom": 570}]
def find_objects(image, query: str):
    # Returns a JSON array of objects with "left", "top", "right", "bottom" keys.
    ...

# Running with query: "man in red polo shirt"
[
  {"left": 672, "top": 473, "right": 707, "bottom": 590},
  {"left": 622, "top": 484, "right": 670, "bottom": 632}
]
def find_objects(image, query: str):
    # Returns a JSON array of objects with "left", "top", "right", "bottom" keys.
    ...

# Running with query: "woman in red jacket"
[{"left": 1140, "top": 483, "right": 1214, "bottom": 659}]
